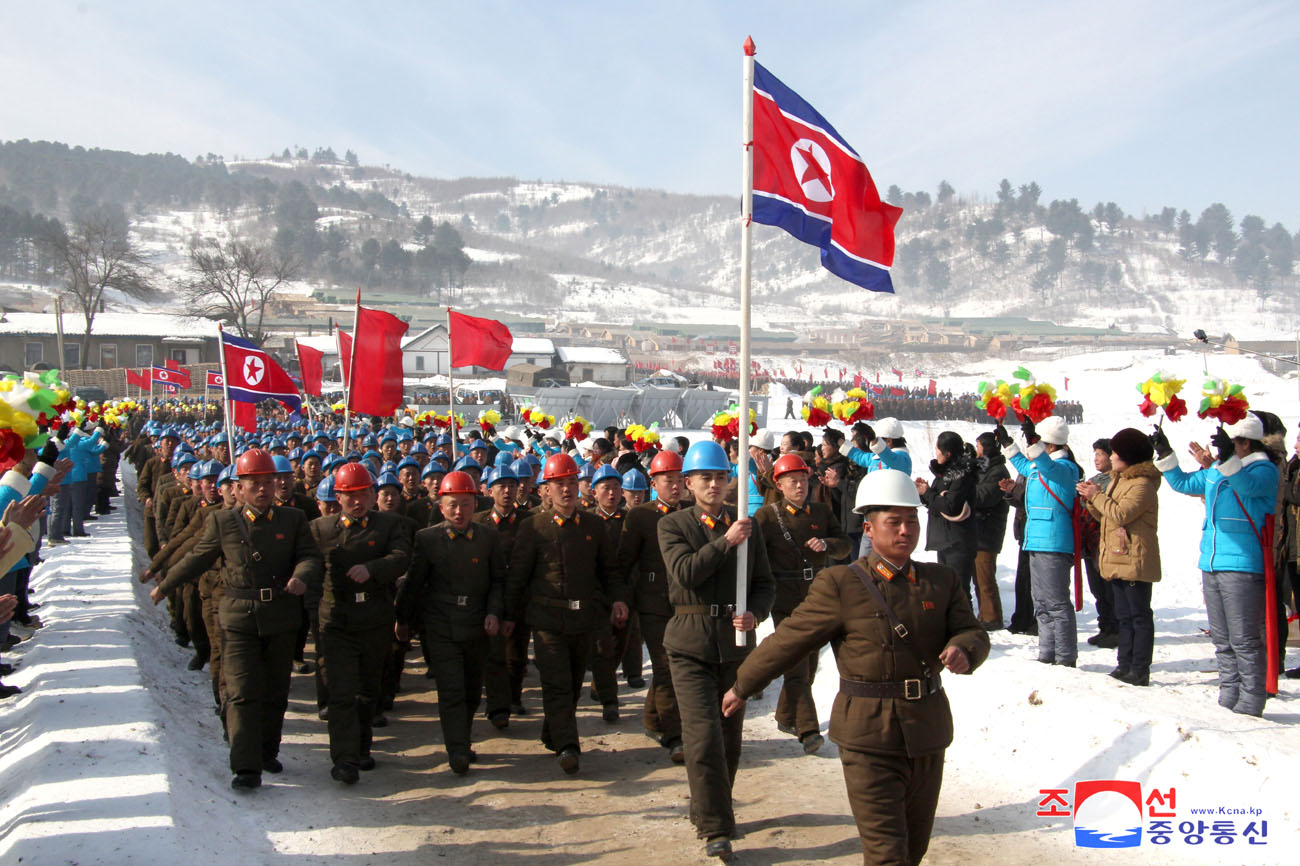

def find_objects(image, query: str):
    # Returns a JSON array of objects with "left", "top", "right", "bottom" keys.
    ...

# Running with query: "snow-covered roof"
[
  {"left": 512, "top": 337, "right": 554, "bottom": 354},
  {"left": 0, "top": 312, "right": 219, "bottom": 339},
  {"left": 556, "top": 346, "right": 625, "bottom": 365},
  {"left": 294, "top": 335, "right": 339, "bottom": 353}
]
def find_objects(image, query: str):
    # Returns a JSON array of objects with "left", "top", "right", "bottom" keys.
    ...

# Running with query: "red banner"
[{"left": 296, "top": 341, "right": 324, "bottom": 397}]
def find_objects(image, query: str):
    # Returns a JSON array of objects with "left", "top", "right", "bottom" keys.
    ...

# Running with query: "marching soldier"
[
  {"left": 588, "top": 465, "right": 628, "bottom": 722},
  {"left": 476, "top": 465, "right": 533, "bottom": 727},
  {"left": 659, "top": 440, "right": 774, "bottom": 860},
  {"left": 398, "top": 471, "right": 506, "bottom": 773},
  {"left": 308, "top": 462, "right": 412, "bottom": 784},
  {"left": 504, "top": 453, "right": 627, "bottom": 775},
  {"left": 617, "top": 449, "right": 689, "bottom": 761},
  {"left": 753, "top": 453, "right": 851, "bottom": 754},
  {"left": 153, "top": 448, "right": 323, "bottom": 791},
  {"left": 723, "top": 470, "right": 990, "bottom": 865},
  {"left": 138, "top": 427, "right": 179, "bottom": 558}
]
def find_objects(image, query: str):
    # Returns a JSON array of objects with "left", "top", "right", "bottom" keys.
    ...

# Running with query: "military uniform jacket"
[
  {"left": 587, "top": 504, "right": 627, "bottom": 548},
  {"left": 732, "top": 552, "right": 990, "bottom": 757},
  {"left": 308, "top": 511, "right": 412, "bottom": 631},
  {"left": 506, "top": 507, "right": 625, "bottom": 635},
  {"left": 474, "top": 505, "right": 531, "bottom": 561},
  {"left": 398, "top": 520, "right": 506, "bottom": 641},
  {"left": 754, "top": 498, "right": 852, "bottom": 614},
  {"left": 617, "top": 500, "right": 687, "bottom": 617},
  {"left": 406, "top": 495, "right": 437, "bottom": 530},
  {"left": 279, "top": 492, "right": 321, "bottom": 521},
  {"left": 154, "top": 478, "right": 187, "bottom": 543},
  {"left": 137, "top": 454, "right": 167, "bottom": 504},
  {"left": 151, "top": 495, "right": 205, "bottom": 574},
  {"left": 162, "top": 505, "right": 323, "bottom": 636},
  {"left": 658, "top": 504, "right": 775, "bottom": 663}
]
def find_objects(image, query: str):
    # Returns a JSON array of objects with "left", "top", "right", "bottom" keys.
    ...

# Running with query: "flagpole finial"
[{"left": 743, "top": 36, "right": 756, "bottom": 56}]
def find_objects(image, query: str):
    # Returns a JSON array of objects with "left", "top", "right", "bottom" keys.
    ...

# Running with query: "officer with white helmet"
[{"left": 724, "top": 468, "right": 989, "bottom": 864}]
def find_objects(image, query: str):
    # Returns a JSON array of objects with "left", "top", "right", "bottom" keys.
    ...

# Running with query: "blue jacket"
[
  {"left": 728, "top": 457, "right": 764, "bottom": 517},
  {"left": 846, "top": 444, "right": 913, "bottom": 476},
  {"left": 1160, "top": 451, "right": 1278, "bottom": 573},
  {"left": 1008, "top": 445, "right": 1081, "bottom": 555},
  {"left": 0, "top": 463, "right": 53, "bottom": 574},
  {"left": 66, "top": 431, "right": 104, "bottom": 483}
]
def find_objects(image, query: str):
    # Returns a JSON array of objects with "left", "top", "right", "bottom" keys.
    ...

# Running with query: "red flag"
[
  {"left": 343, "top": 302, "right": 408, "bottom": 415},
  {"left": 337, "top": 329, "right": 352, "bottom": 386},
  {"left": 928, "top": 379, "right": 937, "bottom": 396},
  {"left": 449, "top": 310, "right": 513, "bottom": 370},
  {"left": 891, "top": 367, "right": 903, "bottom": 382},
  {"left": 206, "top": 370, "right": 225, "bottom": 389},
  {"left": 296, "top": 341, "right": 324, "bottom": 397},
  {"left": 1064, "top": 376, "right": 1070, "bottom": 391},
  {"left": 232, "top": 399, "right": 257, "bottom": 433},
  {"left": 151, "top": 365, "right": 192, "bottom": 389},
  {"left": 853, "top": 373, "right": 862, "bottom": 388},
  {"left": 125, "top": 368, "right": 149, "bottom": 389}
]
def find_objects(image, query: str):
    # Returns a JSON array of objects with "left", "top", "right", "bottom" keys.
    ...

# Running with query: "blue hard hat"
[
  {"left": 362, "top": 450, "right": 381, "bottom": 463},
  {"left": 682, "top": 440, "right": 731, "bottom": 474},
  {"left": 468, "top": 439, "right": 488, "bottom": 452},
  {"left": 209, "top": 432, "right": 228, "bottom": 446},
  {"left": 272, "top": 455, "right": 293, "bottom": 474},
  {"left": 345, "top": 450, "right": 362, "bottom": 462},
  {"left": 577, "top": 463, "right": 595, "bottom": 481},
  {"left": 525, "top": 454, "right": 541, "bottom": 469},
  {"left": 380, "top": 433, "right": 397, "bottom": 446},
  {"left": 453, "top": 455, "right": 480, "bottom": 474},
  {"left": 412, "top": 442, "right": 429, "bottom": 456},
  {"left": 592, "top": 465, "right": 622, "bottom": 487},
  {"left": 380, "top": 460, "right": 398, "bottom": 475},
  {"left": 421, "top": 461, "right": 447, "bottom": 479},
  {"left": 494, "top": 451, "right": 514, "bottom": 467},
  {"left": 218, "top": 466, "right": 236, "bottom": 485},
  {"left": 313, "top": 432, "right": 331, "bottom": 443},
  {"left": 200, "top": 460, "right": 224, "bottom": 479},
  {"left": 484, "top": 465, "right": 518, "bottom": 488},
  {"left": 621, "top": 469, "right": 649, "bottom": 492},
  {"left": 322, "top": 454, "right": 343, "bottom": 472},
  {"left": 435, "top": 434, "right": 452, "bottom": 446},
  {"left": 177, "top": 441, "right": 195, "bottom": 454},
  {"left": 398, "top": 429, "right": 414, "bottom": 442},
  {"left": 431, "top": 452, "right": 451, "bottom": 467},
  {"left": 376, "top": 471, "right": 401, "bottom": 490},
  {"left": 362, "top": 434, "right": 379, "bottom": 448},
  {"left": 511, "top": 458, "right": 533, "bottom": 479},
  {"left": 316, "top": 476, "right": 337, "bottom": 503},
  {"left": 187, "top": 462, "right": 205, "bottom": 481},
  {"left": 397, "top": 457, "right": 420, "bottom": 473},
  {"left": 301, "top": 449, "right": 323, "bottom": 464},
  {"left": 173, "top": 452, "right": 197, "bottom": 468},
  {"left": 287, "top": 447, "right": 303, "bottom": 461}
]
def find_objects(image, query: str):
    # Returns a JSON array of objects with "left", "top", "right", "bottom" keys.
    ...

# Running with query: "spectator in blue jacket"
[
  {"left": 1155, "top": 412, "right": 1279, "bottom": 717},
  {"left": 999, "top": 416, "right": 1083, "bottom": 667},
  {"left": 844, "top": 419, "right": 912, "bottom": 558}
]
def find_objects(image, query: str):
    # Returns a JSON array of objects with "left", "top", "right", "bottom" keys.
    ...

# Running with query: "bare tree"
[
  {"left": 185, "top": 238, "right": 300, "bottom": 344},
  {"left": 45, "top": 204, "right": 157, "bottom": 369}
]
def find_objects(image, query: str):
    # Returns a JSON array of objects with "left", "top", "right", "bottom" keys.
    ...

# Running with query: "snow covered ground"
[{"left": 0, "top": 346, "right": 1296, "bottom": 864}]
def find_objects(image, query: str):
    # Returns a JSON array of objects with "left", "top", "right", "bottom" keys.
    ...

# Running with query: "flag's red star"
[{"left": 796, "top": 144, "right": 831, "bottom": 192}]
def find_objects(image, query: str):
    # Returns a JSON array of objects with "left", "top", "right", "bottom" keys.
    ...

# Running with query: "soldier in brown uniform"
[
  {"left": 137, "top": 428, "right": 178, "bottom": 557},
  {"left": 617, "top": 449, "right": 689, "bottom": 761},
  {"left": 658, "top": 440, "right": 774, "bottom": 860},
  {"left": 398, "top": 471, "right": 506, "bottom": 773},
  {"left": 308, "top": 463, "right": 412, "bottom": 784},
  {"left": 723, "top": 469, "right": 991, "bottom": 866},
  {"left": 503, "top": 453, "right": 628, "bottom": 775},
  {"left": 587, "top": 464, "right": 628, "bottom": 722},
  {"left": 153, "top": 449, "right": 322, "bottom": 790},
  {"left": 753, "top": 453, "right": 851, "bottom": 754},
  {"left": 476, "top": 464, "right": 532, "bottom": 728},
  {"left": 154, "top": 452, "right": 194, "bottom": 646}
]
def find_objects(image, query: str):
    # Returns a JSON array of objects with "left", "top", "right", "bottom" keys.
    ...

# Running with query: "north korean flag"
[
  {"left": 752, "top": 62, "right": 902, "bottom": 293},
  {"left": 151, "top": 365, "right": 192, "bottom": 389},
  {"left": 221, "top": 332, "right": 301, "bottom": 412},
  {"left": 206, "top": 370, "right": 225, "bottom": 389}
]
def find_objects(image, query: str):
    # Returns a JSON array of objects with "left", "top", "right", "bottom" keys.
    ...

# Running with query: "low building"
[
  {"left": 555, "top": 345, "right": 628, "bottom": 386},
  {"left": 0, "top": 311, "right": 220, "bottom": 373}
]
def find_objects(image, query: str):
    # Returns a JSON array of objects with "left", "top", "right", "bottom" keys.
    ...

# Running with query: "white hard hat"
[
  {"left": 503, "top": 425, "right": 522, "bottom": 441},
  {"left": 751, "top": 428, "right": 775, "bottom": 450},
  {"left": 853, "top": 468, "right": 922, "bottom": 514},
  {"left": 875, "top": 417, "right": 904, "bottom": 439},
  {"left": 1037, "top": 416, "right": 1069, "bottom": 445},
  {"left": 399, "top": 415, "right": 415, "bottom": 428},
  {"left": 1224, "top": 414, "right": 1264, "bottom": 441}
]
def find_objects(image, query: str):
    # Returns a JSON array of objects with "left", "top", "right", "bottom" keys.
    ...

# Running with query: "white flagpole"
[
  {"left": 343, "top": 288, "right": 361, "bottom": 456},
  {"left": 447, "top": 306, "right": 458, "bottom": 461},
  {"left": 735, "top": 36, "right": 755, "bottom": 645},
  {"left": 148, "top": 368, "right": 154, "bottom": 421},
  {"left": 217, "top": 325, "right": 234, "bottom": 450}
]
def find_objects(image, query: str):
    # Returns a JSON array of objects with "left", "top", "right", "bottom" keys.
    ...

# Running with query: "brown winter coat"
[{"left": 1084, "top": 461, "right": 1162, "bottom": 583}]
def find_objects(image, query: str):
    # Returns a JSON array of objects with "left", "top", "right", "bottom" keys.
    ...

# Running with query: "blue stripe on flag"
[
  {"left": 753, "top": 62, "right": 859, "bottom": 158},
  {"left": 821, "top": 245, "right": 895, "bottom": 294},
  {"left": 753, "top": 193, "right": 830, "bottom": 248}
]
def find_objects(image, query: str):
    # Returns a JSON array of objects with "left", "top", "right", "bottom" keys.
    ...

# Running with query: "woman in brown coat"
[{"left": 1076, "top": 428, "right": 1161, "bottom": 686}]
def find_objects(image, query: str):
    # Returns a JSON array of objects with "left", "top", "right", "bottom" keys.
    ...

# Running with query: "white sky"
[{"left": 3, "top": 0, "right": 1299, "bottom": 228}]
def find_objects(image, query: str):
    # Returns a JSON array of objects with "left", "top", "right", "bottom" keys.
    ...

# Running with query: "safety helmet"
[
  {"left": 380, "top": 460, "right": 398, "bottom": 475},
  {"left": 484, "top": 465, "right": 518, "bottom": 488},
  {"left": 421, "top": 461, "right": 447, "bottom": 480},
  {"left": 494, "top": 451, "right": 514, "bottom": 467},
  {"left": 438, "top": 471, "right": 479, "bottom": 496},
  {"left": 235, "top": 448, "right": 278, "bottom": 477},
  {"left": 511, "top": 458, "right": 534, "bottom": 479},
  {"left": 542, "top": 453, "right": 580, "bottom": 481},
  {"left": 333, "top": 462, "right": 376, "bottom": 492},
  {"left": 172, "top": 451, "right": 198, "bottom": 469},
  {"left": 853, "top": 468, "right": 922, "bottom": 514},
  {"left": 577, "top": 462, "right": 595, "bottom": 481},
  {"left": 301, "top": 450, "right": 323, "bottom": 465},
  {"left": 591, "top": 465, "right": 622, "bottom": 487},
  {"left": 435, "top": 434, "right": 452, "bottom": 447},
  {"left": 772, "top": 453, "right": 811, "bottom": 480},
  {"left": 682, "top": 440, "right": 730, "bottom": 474},
  {"left": 187, "top": 462, "right": 205, "bottom": 481},
  {"left": 362, "top": 450, "right": 382, "bottom": 463},
  {"left": 621, "top": 469, "right": 649, "bottom": 492},
  {"left": 648, "top": 450, "right": 683, "bottom": 476},
  {"left": 200, "top": 459, "right": 224, "bottom": 479},
  {"left": 397, "top": 457, "right": 420, "bottom": 473},
  {"left": 468, "top": 439, "right": 488, "bottom": 453},
  {"left": 316, "top": 477, "right": 337, "bottom": 503},
  {"left": 217, "top": 465, "right": 236, "bottom": 486},
  {"left": 287, "top": 447, "right": 303, "bottom": 461},
  {"left": 271, "top": 455, "right": 293, "bottom": 475},
  {"left": 376, "top": 471, "right": 401, "bottom": 490},
  {"left": 453, "top": 455, "right": 481, "bottom": 474}
]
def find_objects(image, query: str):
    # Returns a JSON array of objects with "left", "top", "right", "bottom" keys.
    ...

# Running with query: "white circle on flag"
[
  {"left": 243, "top": 356, "right": 265, "bottom": 386},
  {"left": 790, "top": 139, "right": 834, "bottom": 202}
]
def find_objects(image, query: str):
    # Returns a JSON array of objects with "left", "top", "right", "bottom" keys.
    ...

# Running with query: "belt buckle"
[
  {"left": 708, "top": 604, "right": 719, "bottom": 617},
  {"left": 903, "top": 678, "right": 922, "bottom": 700},
  {"left": 355, "top": 592, "right": 368, "bottom": 603},
  {"left": 456, "top": 595, "right": 469, "bottom": 607},
  {"left": 802, "top": 567, "right": 815, "bottom": 581},
  {"left": 258, "top": 588, "right": 273, "bottom": 603},
  {"left": 894, "top": 623, "right": 910, "bottom": 639},
  {"left": 647, "top": 571, "right": 655, "bottom": 582},
  {"left": 568, "top": 599, "right": 582, "bottom": 611}
]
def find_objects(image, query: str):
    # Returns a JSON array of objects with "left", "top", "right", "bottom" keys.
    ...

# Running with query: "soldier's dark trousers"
[
  {"left": 668, "top": 652, "right": 744, "bottom": 839},
  {"left": 168, "top": 588, "right": 190, "bottom": 643},
  {"left": 199, "top": 586, "right": 225, "bottom": 713},
  {"left": 638, "top": 614, "right": 680, "bottom": 741},
  {"left": 839, "top": 747, "right": 945, "bottom": 866},
  {"left": 621, "top": 611, "right": 643, "bottom": 681},
  {"left": 427, "top": 634, "right": 487, "bottom": 756},
  {"left": 380, "top": 636, "right": 409, "bottom": 711},
  {"left": 590, "top": 619, "right": 629, "bottom": 708},
  {"left": 183, "top": 583, "right": 209, "bottom": 663},
  {"left": 533, "top": 629, "right": 591, "bottom": 752},
  {"left": 223, "top": 627, "right": 296, "bottom": 774},
  {"left": 143, "top": 511, "right": 159, "bottom": 558},
  {"left": 484, "top": 623, "right": 530, "bottom": 716},
  {"left": 307, "top": 608, "right": 328, "bottom": 710},
  {"left": 771, "top": 611, "right": 820, "bottom": 737},
  {"left": 321, "top": 623, "right": 390, "bottom": 767}
]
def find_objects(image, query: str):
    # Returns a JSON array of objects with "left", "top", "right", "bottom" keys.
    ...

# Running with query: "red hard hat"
[
  {"left": 235, "top": 448, "right": 278, "bottom": 477},
  {"left": 772, "top": 453, "right": 811, "bottom": 480},
  {"left": 333, "top": 462, "right": 375, "bottom": 492},
  {"left": 541, "top": 452, "right": 579, "bottom": 481},
  {"left": 648, "top": 450, "right": 683, "bottom": 476},
  {"left": 438, "top": 471, "right": 478, "bottom": 496}
]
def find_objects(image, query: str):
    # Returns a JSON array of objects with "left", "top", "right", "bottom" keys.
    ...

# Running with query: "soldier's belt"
[
  {"left": 674, "top": 604, "right": 736, "bottom": 618},
  {"left": 536, "top": 597, "right": 587, "bottom": 611},
  {"left": 434, "top": 593, "right": 479, "bottom": 608},
  {"left": 643, "top": 570, "right": 657, "bottom": 583},
  {"left": 224, "top": 586, "right": 284, "bottom": 603},
  {"left": 773, "top": 569, "right": 816, "bottom": 582},
  {"left": 839, "top": 675, "right": 942, "bottom": 701}
]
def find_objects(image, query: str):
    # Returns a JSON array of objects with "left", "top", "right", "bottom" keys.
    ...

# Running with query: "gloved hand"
[
  {"left": 1020, "top": 418, "right": 1039, "bottom": 446},
  {"left": 1149, "top": 426, "right": 1173, "bottom": 459},
  {"left": 37, "top": 439, "right": 60, "bottom": 466},
  {"left": 993, "top": 424, "right": 1013, "bottom": 448},
  {"left": 1211, "top": 426, "right": 1233, "bottom": 463},
  {"left": 57, "top": 421, "right": 72, "bottom": 441}
]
